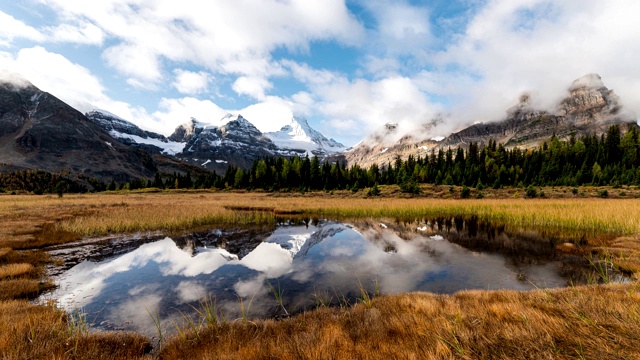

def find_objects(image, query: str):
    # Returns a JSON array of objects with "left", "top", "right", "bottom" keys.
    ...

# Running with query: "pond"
[{"left": 39, "top": 218, "right": 585, "bottom": 337}]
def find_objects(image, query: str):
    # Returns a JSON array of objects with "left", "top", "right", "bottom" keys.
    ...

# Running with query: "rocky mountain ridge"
[
  {"left": 0, "top": 79, "right": 207, "bottom": 185},
  {"left": 91, "top": 111, "right": 346, "bottom": 173},
  {"left": 345, "top": 74, "right": 635, "bottom": 168}
]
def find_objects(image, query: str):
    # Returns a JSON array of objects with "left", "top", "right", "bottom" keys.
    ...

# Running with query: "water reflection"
[{"left": 42, "top": 219, "right": 572, "bottom": 336}]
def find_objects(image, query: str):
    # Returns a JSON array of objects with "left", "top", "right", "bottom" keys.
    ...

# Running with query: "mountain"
[
  {"left": 265, "top": 116, "right": 346, "bottom": 156},
  {"left": 171, "top": 114, "right": 278, "bottom": 172},
  {"left": 0, "top": 79, "right": 161, "bottom": 183},
  {"left": 86, "top": 110, "right": 186, "bottom": 155},
  {"left": 93, "top": 111, "right": 346, "bottom": 173},
  {"left": 346, "top": 74, "right": 636, "bottom": 167},
  {"left": 439, "top": 73, "right": 628, "bottom": 149},
  {"left": 343, "top": 121, "right": 442, "bottom": 169}
]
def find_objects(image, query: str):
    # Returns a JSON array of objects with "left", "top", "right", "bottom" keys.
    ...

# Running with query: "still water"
[{"left": 40, "top": 219, "right": 573, "bottom": 336}]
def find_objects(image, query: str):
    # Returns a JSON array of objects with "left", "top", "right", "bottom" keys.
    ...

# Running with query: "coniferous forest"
[{"left": 1, "top": 124, "right": 639, "bottom": 194}]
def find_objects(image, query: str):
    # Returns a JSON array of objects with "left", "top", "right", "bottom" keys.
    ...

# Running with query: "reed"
[
  {"left": 0, "top": 263, "right": 34, "bottom": 279},
  {"left": 0, "top": 191, "right": 639, "bottom": 359},
  {"left": 160, "top": 283, "right": 640, "bottom": 359}
]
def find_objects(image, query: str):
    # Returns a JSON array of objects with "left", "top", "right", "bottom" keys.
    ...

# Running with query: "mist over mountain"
[
  {"left": 0, "top": 72, "right": 637, "bottom": 184},
  {"left": 90, "top": 109, "right": 346, "bottom": 174},
  {"left": 345, "top": 74, "right": 636, "bottom": 168}
]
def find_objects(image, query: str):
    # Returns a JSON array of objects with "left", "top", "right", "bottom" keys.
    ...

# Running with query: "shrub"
[
  {"left": 525, "top": 186, "right": 537, "bottom": 198},
  {"left": 367, "top": 183, "right": 381, "bottom": 196},
  {"left": 400, "top": 180, "right": 421, "bottom": 194},
  {"left": 572, "top": 187, "right": 579, "bottom": 195},
  {"left": 599, "top": 189, "right": 609, "bottom": 198},
  {"left": 351, "top": 181, "right": 360, "bottom": 193},
  {"left": 461, "top": 186, "right": 471, "bottom": 199}
]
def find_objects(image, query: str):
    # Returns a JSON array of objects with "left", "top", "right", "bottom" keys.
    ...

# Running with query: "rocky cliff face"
[
  {"left": 86, "top": 110, "right": 186, "bottom": 155},
  {"left": 440, "top": 74, "right": 630, "bottom": 149},
  {"left": 173, "top": 114, "right": 278, "bottom": 173},
  {"left": 343, "top": 121, "right": 440, "bottom": 169},
  {"left": 96, "top": 111, "right": 347, "bottom": 173},
  {"left": 346, "top": 74, "right": 635, "bottom": 168},
  {"left": 0, "top": 80, "right": 160, "bottom": 182}
]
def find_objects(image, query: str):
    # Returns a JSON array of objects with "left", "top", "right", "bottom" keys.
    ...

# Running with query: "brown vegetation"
[
  {"left": 0, "top": 300, "right": 150, "bottom": 359},
  {"left": 0, "top": 190, "right": 638, "bottom": 359},
  {"left": 161, "top": 284, "right": 640, "bottom": 359}
]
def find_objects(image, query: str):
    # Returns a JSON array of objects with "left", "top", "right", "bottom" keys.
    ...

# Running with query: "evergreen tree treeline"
[{"left": 1, "top": 125, "right": 639, "bottom": 194}]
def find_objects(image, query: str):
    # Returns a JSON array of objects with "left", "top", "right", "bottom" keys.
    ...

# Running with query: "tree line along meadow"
[{"left": 1, "top": 124, "right": 639, "bottom": 196}]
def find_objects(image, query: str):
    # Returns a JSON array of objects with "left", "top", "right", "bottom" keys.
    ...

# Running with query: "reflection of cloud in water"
[
  {"left": 109, "top": 293, "right": 162, "bottom": 336},
  {"left": 176, "top": 281, "right": 206, "bottom": 303},
  {"left": 240, "top": 243, "right": 292, "bottom": 278},
  {"left": 233, "top": 275, "right": 268, "bottom": 298},
  {"left": 45, "top": 219, "right": 569, "bottom": 335},
  {"left": 51, "top": 238, "right": 238, "bottom": 310}
]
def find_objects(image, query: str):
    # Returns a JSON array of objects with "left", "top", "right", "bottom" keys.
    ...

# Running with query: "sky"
[{"left": 1, "top": 0, "right": 640, "bottom": 146}]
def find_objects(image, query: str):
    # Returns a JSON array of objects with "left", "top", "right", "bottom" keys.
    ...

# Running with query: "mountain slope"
[
  {"left": 96, "top": 111, "right": 348, "bottom": 173},
  {"left": 173, "top": 114, "right": 278, "bottom": 172},
  {"left": 87, "top": 110, "right": 186, "bottom": 155},
  {"left": 0, "top": 79, "right": 160, "bottom": 182},
  {"left": 346, "top": 74, "right": 635, "bottom": 167},
  {"left": 265, "top": 116, "right": 346, "bottom": 156},
  {"left": 439, "top": 74, "right": 628, "bottom": 149},
  {"left": 343, "top": 121, "right": 441, "bottom": 169}
]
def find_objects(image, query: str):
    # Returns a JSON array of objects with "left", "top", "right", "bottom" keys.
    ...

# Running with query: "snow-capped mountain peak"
[
  {"left": 265, "top": 115, "right": 345, "bottom": 156},
  {"left": 86, "top": 109, "right": 139, "bottom": 134},
  {"left": 86, "top": 109, "right": 186, "bottom": 155}
]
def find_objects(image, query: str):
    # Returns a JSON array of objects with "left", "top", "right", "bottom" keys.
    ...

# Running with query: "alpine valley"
[{"left": 0, "top": 73, "right": 636, "bottom": 188}]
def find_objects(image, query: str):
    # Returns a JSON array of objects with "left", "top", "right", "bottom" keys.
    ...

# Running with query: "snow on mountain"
[
  {"left": 108, "top": 131, "right": 186, "bottom": 155},
  {"left": 87, "top": 110, "right": 186, "bottom": 155},
  {"left": 265, "top": 116, "right": 346, "bottom": 156},
  {"left": 90, "top": 108, "right": 347, "bottom": 172}
]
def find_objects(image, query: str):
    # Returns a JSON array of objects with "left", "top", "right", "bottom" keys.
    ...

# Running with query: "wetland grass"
[
  {"left": 159, "top": 283, "right": 640, "bottom": 359},
  {"left": 0, "top": 190, "right": 639, "bottom": 358}
]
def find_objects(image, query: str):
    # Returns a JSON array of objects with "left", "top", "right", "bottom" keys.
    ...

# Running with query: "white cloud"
[
  {"left": 0, "top": 11, "right": 44, "bottom": 46},
  {"left": 39, "top": 0, "right": 364, "bottom": 87},
  {"left": 430, "top": 0, "right": 640, "bottom": 128},
  {"left": 151, "top": 97, "right": 228, "bottom": 133},
  {"left": 172, "top": 69, "right": 210, "bottom": 95},
  {"left": 362, "top": 1, "right": 432, "bottom": 56},
  {"left": 239, "top": 96, "right": 297, "bottom": 133},
  {"left": 283, "top": 60, "right": 441, "bottom": 143},
  {"left": 0, "top": 46, "right": 153, "bottom": 130},
  {"left": 103, "top": 43, "right": 163, "bottom": 88},
  {"left": 232, "top": 76, "right": 272, "bottom": 100},
  {"left": 45, "top": 21, "right": 104, "bottom": 45}
]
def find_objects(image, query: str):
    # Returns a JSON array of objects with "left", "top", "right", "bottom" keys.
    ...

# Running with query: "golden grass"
[
  {"left": 0, "top": 263, "right": 34, "bottom": 279},
  {"left": 0, "top": 279, "right": 44, "bottom": 300},
  {"left": 0, "top": 300, "right": 151, "bottom": 359},
  {"left": 0, "top": 190, "right": 638, "bottom": 359},
  {"left": 160, "top": 283, "right": 640, "bottom": 359}
]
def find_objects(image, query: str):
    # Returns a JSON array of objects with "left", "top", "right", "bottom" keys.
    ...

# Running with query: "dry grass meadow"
[{"left": 0, "top": 186, "right": 639, "bottom": 359}]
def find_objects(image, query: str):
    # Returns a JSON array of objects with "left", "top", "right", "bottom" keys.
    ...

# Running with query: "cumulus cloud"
[
  {"left": 151, "top": 97, "right": 228, "bottom": 132},
  {"left": 3, "top": 1, "right": 640, "bottom": 146},
  {"left": 232, "top": 76, "right": 272, "bottom": 100},
  {"left": 45, "top": 21, "right": 104, "bottom": 45},
  {"left": 0, "top": 11, "right": 44, "bottom": 46},
  {"left": 39, "top": 0, "right": 364, "bottom": 86},
  {"left": 283, "top": 60, "right": 442, "bottom": 144},
  {"left": 359, "top": 0, "right": 432, "bottom": 57},
  {"left": 172, "top": 69, "right": 210, "bottom": 95},
  {"left": 0, "top": 46, "right": 152, "bottom": 129},
  {"left": 430, "top": 0, "right": 640, "bottom": 129}
]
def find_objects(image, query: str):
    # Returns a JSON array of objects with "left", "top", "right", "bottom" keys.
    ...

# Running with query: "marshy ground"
[{"left": 0, "top": 186, "right": 639, "bottom": 359}]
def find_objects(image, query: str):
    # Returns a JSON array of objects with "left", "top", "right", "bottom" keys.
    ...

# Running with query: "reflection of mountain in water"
[{"left": 41, "top": 218, "right": 579, "bottom": 337}]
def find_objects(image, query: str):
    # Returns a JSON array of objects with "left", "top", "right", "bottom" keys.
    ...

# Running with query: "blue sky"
[{"left": 1, "top": 0, "right": 640, "bottom": 146}]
